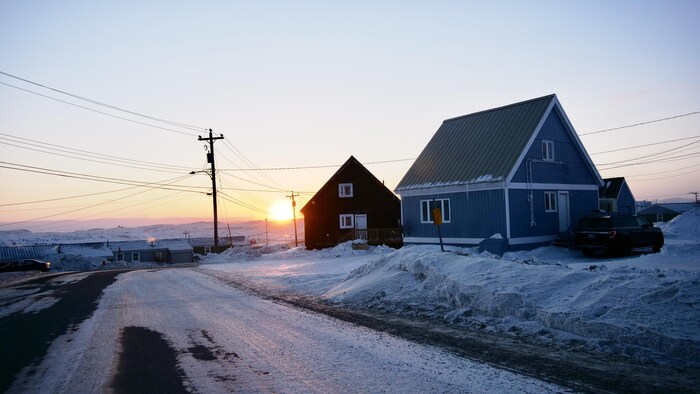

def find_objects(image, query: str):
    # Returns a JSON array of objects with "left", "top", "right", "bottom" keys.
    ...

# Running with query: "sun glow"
[{"left": 269, "top": 200, "right": 293, "bottom": 221}]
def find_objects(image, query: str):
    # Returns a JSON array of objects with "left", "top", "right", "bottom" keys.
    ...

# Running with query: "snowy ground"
[
  {"left": 200, "top": 209, "right": 700, "bottom": 369},
  {"left": 3, "top": 209, "right": 698, "bottom": 372}
]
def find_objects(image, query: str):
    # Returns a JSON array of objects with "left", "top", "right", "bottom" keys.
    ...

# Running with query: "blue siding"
[
  {"left": 402, "top": 189, "right": 507, "bottom": 242},
  {"left": 511, "top": 108, "right": 598, "bottom": 185},
  {"left": 509, "top": 189, "right": 598, "bottom": 238},
  {"left": 569, "top": 190, "right": 600, "bottom": 224},
  {"left": 617, "top": 183, "right": 636, "bottom": 213}
]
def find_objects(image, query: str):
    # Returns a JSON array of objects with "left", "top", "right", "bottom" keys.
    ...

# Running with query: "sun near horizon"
[{"left": 268, "top": 200, "right": 295, "bottom": 221}]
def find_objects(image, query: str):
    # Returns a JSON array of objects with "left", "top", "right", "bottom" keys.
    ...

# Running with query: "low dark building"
[{"left": 300, "top": 156, "right": 402, "bottom": 250}]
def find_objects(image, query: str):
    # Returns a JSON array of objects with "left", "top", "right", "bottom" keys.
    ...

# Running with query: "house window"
[
  {"left": 204, "top": 246, "right": 211, "bottom": 254},
  {"left": 132, "top": 252, "right": 140, "bottom": 262},
  {"left": 544, "top": 191, "right": 557, "bottom": 212},
  {"left": 656, "top": 214, "right": 663, "bottom": 222},
  {"left": 340, "top": 214, "right": 354, "bottom": 229},
  {"left": 339, "top": 183, "right": 353, "bottom": 198},
  {"left": 420, "top": 199, "right": 451, "bottom": 224},
  {"left": 116, "top": 253, "right": 124, "bottom": 261},
  {"left": 542, "top": 140, "right": 554, "bottom": 161}
]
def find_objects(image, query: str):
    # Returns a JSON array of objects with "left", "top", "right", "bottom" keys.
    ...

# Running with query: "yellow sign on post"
[
  {"left": 432, "top": 208, "right": 442, "bottom": 226},
  {"left": 432, "top": 206, "right": 445, "bottom": 252}
]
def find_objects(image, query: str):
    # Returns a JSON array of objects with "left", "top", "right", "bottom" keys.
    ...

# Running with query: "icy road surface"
[{"left": 16, "top": 268, "right": 565, "bottom": 393}]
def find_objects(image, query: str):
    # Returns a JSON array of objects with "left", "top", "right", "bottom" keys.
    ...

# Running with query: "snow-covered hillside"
[{"left": 201, "top": 209, "right": 700, "bottom": 369}]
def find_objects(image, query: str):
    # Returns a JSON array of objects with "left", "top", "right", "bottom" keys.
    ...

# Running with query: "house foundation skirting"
[{"left": 403, "top": 235, "right": 557, "bottom": 246}]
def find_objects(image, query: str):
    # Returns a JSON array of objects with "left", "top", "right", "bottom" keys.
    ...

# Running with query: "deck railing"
[{"left": 337, "top": 228, "right": 403, "bottom": 246}]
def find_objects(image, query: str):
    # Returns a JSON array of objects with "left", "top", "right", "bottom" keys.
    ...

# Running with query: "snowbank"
[
  {"left": 324, "top": 245, "right": 699, "bottom": 367},
  {"left": 198, "top": 210, "right": 700, "bottom": 368}
]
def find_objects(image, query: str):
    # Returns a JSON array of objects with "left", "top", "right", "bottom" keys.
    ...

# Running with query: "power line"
[
  {"left": 580, "top": 110, "right": 700, "bottom": 136},
  {"left": 598, "top": 151, "right": 700, "bottom": 170},
  {"left": 0, "top": 70, "right": 206, "bottom": 132},
  {"left": 0, "top": 138, "right": 187, "bottom": 175},
  {"left": 590, "top": 135, "right": 700, "bottom": 155},
  {"left": 625, "top": 162, "right": 700, "bottom": 178},
  {"left": 0, "top": 161, "right": 206, "bottom": 193},
  {"left": 218, "top": 157, "right": 416, "bottom": 171},
  {"left": 627, "top": 167, "right": 700, "bottom": 182},
  {"left": 0, "top": 174, "right": 196, "bottom": 228},
  {"left": 596, "top": 140, "right": 700, "bottom": 166},
  {"left": 0, "top": 184, "right": 162, "bottom": 207},
  {"left": 0, "top": 131, "right": 194, "bottom": 171},
  {"left": 0, "top": 81, "right": 198, "bottom": 137}
]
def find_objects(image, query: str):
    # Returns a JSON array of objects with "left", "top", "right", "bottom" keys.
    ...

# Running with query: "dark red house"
[{"left": 300, "top": 156, "right": 402, "bottom": 250}]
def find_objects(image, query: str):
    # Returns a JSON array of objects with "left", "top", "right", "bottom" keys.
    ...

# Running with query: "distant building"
[
  {"left": 599, "top": 177, "right": 636, "bottom": 214},
  {"left": 300, "top": 156, "right": 402, "bottom": 250},
  {"left": 0, "top": 245, "right": 56, "bottom": 264},
  {"left": 638, "top": 202, "right": 699, "bottom": 223},
  {"left": 109, "top": 240, "right": 193, "bottom": 264},
  {"left": 188, "top": 236, "right": 249, "bottom": 255}
]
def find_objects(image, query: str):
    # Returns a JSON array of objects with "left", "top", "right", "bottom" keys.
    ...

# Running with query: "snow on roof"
[{"left": 59, "top": 244, "right": 113, "bottom": 258}]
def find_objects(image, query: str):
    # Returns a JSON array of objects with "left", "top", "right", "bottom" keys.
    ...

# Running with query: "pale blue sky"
[{"left": 1, "top": 1, "right": 699, "bottom": 229}]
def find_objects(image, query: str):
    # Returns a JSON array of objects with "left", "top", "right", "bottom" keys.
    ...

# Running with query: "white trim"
[
  {"left": 506, "top": 96, "right": 604, "bottom": 187},
  {"left": 404, "top": 235, "right": 558, "bottom": 246},
  {"left": 544, "top": 191, "right": 557, "bottom": 212},
  {"left": 397, "top": 181, "right": 598, "bottom": 195},
  {"left": 509, "top": 182, "right": 599, "bottom": 191},
  {"left": 403, "top": 236, "right": 484, "bottom": 244},
  {"left": 547, "top": 97, "right": 604, "bottom": 186},
  {"left": 508, "top": 235, "right": 557, "bottom": 245},
  {"left": 339, "top": 214, "right": 354, "bottom": 229},
  {"left": 420, "top": 198, "right": 451, "bottom": 224},
  {"left": 504, "top": 186, "right": 511, "bottom": 239},
  {"left": 542, "top": 140, "right": 555, "bottom": 161},
  {"left": 506, "top": 97, "right": 555, "bottom": 183},
  {"left": 338, "top": 183, "right": 353, "bottom": 198},
  {"left": 397, "top": 182, "right": 505, "bottom": 197}
]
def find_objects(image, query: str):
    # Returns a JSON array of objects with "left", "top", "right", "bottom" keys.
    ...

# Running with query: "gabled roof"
[
  {"left": 300, "top": 155, "right": 397, "bottom": 213},
  {"left": 396, "top": 94, "right": 602, "bottom": 191},
  {"left": 599, "top": 177, "right": 627, "bottom": 199}
]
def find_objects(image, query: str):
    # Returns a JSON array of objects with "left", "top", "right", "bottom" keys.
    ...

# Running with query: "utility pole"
[
  {"left": 198, "top": 129, "right": 224, "bottom": 252},
  {"left": 690, "top": 192, "right": 699, "bottom": 204},
  {"left": 287, "top": 191, "right": 299, "bottom": 247},
  {"left": 265, "top": 218, "right": 269, "bottom": 246}
]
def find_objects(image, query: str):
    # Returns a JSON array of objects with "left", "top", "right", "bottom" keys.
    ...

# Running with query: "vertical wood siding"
[
  {"left": 511, "top": 108, "right": 598, "bottom": 185},
  {"left": 509, "top": 189, "right": 599, "bottom": 237},
  {"left": 402, "top": 190, "right": 507, "bottom": 241}
]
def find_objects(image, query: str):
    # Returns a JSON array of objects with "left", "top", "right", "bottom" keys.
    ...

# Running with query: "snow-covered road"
[{"left": 14, "top": 268, "right": 566, "bottom": 393}]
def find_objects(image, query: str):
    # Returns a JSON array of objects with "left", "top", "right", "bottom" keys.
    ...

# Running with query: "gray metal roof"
[
  {"left": 396, "top": 95, "right": 555, "bottom": 191},
  {"left": 108, "top": 240, "right": 193, "bottom": 253},
  {"left": 0, "top": 245, "right": 56, "bottom": 263}
]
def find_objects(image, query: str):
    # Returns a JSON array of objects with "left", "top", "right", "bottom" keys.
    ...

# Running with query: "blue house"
[
  {"left": 395, "top": 94, "right": 603, "bottom": 251},
  {"left": 599, "top": 177, "right": 636, "bottom": 214}
]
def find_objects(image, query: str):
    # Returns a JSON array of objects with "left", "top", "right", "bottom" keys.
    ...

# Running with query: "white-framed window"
[
  {"left": 656, "top": 214, "right": 663, "bottom": 222},
  {"left": 204, "top": 246, "right": 211, "bottom": 254},
  {"left": 339, "top": 214, "right": 354, "bottom": 229},
  {"left": 542, "top": 140, "right": 554, "bottom": 161},
  {"left": 132, "top": 252, "right": 140, "bottom": 262},
  {"left": 339, "top": 183, "right": 353, "bottom": 198},
  {"left": 420, "top": 199, "right": 451, "bottom": 224},
  {"left": 544, "top": 191, "right": 557, "bottom": 212}
]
